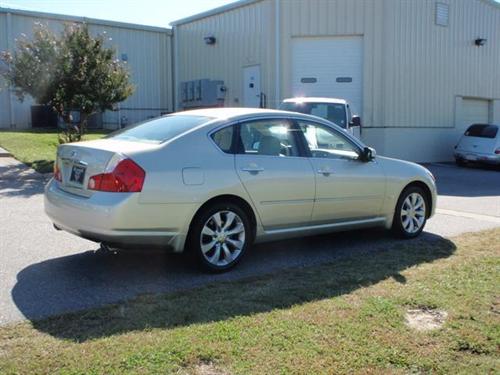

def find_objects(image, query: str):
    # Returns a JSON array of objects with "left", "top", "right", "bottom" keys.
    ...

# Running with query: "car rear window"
[
  {"left": 464, "top": 124, "right": 498, "bottom": 139},
  {"left": 108, "top": 115, "right": 213, "bottom": 143}
]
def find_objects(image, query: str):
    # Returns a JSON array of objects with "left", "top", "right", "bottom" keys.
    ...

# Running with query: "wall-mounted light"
[
  {"left": 204, "top": 36, "right": 216, "bottom": 45},
  {"left": 474, "top": 38, "right": 487, "bottom": 46}
]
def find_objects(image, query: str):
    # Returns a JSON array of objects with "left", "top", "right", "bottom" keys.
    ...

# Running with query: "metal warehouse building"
[
  {"left": 172, "top": 0, "right": 500, "bottom": 162},
  {"left": 0, "top": 7, "right": 173, "bottom": 130}
]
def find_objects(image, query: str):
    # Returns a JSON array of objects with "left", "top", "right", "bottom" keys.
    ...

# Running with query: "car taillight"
[
  {"left": 88, "top": 159, "right": 145, "bottom": 192},
  {"left": 495, "top": 148, "right": 500, "bottom": 155},
  {"left": 53, "top": 162, "right": 62, "bottom": 182}
]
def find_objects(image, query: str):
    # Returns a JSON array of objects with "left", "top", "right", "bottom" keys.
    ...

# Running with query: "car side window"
[
  {"left": 298, "top": 121, "right": 360, "bottom": 160},
  {"left": 238, "top": 120, "right": 300, "bottom": 157},
  {"left": 211, "top": 125, "right": 234, "bottom": 153}
]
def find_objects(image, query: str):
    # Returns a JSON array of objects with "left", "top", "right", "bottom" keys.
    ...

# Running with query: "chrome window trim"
[{"left": 205, "top": 112, "right": 368, "bottom": 156}]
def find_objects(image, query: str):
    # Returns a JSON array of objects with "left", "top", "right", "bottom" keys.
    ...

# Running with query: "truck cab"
[{"left": 279, "top": 97, "right": 361, "bottom": 139}]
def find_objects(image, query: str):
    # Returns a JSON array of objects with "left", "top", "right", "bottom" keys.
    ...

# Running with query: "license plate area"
[
  {"left": 465, "top": 154, "right": 478, "bottom": 161},
  {"left": 70, "top": 164, "right": 86, "bottom": 185}
]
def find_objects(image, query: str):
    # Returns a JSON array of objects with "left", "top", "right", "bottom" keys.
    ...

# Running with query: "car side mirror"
[
  {"left": 350, "top": 115, "right": 361, "bottom": 127},
  {"left": 360, "top": 146, "right": 376, "bottom": 161}
]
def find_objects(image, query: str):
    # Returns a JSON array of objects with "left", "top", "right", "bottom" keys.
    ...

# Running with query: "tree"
[{"left": 0, "top": 23, "right": 134, "bottom": 142}]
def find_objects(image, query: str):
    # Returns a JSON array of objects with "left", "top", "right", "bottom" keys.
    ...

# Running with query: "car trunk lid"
[
  {"left": 457, "top": 124, "right": 499, "bottom": 154},
  {"left": 457, "top": 135, "right": 497, "bottom": 154},
  {"left": 55, "top": 139, "right": 158, "bottom": 197}
]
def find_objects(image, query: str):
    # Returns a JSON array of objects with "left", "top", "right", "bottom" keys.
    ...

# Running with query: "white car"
[
  {"left": 45, "top": 108, "right": 437, "bottom": 272},
  {"left": 454, "top": 124, "right": 500, "bottom": 166}
]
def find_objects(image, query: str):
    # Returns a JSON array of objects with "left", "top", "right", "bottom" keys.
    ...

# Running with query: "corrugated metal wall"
[
  {"left": 280, "top": 0, "right": 500, "bottom": 128},
  {"left": 175, "top": 0, "right": 499, "bottom": 161},
  {"left": 0, "top": 10, "right": 173, "bottom": 129},
  {"left": 175, "top": 0, "right": 275, "bottom": 108},
  {"left": 3, "top": 1, "right": 498, "bottom": 160}
]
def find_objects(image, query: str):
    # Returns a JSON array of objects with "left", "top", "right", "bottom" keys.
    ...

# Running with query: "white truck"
[{"left": 279, "top": 97, "right": 362, "bottom": 139}]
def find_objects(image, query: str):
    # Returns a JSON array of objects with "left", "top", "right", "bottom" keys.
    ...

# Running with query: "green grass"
[
  {"left": 0, "top": 229, "right": 499, "bottom": 374},
  {"left": 0, "top": 128, "right": 108, "bottom": 173}
]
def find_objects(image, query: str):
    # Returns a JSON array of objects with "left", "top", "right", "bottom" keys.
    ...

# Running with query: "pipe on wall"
[
  {"left": 6, "top": 12, "right": 15, "bottom": 128},
  {"left": 274, "top": 0, "right": 280, "bottom": 108},
  {"left": 172, "top": 25, "right": 179, "bottom": 111}
]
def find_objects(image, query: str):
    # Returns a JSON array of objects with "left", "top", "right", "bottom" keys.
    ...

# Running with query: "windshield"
[
  {"left": 108, "top": 115, "right": 213, "bottom": 143},
  {"left": 280, "top": 102, "right": 347, "bottom": 128},
  {"left": 464, "top": 124, "right": 498, "bottom": 139}
]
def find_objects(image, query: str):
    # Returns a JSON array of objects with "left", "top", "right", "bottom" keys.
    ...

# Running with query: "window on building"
[{"left": 436, "top": 2, "right": 449, "bottom": 26}]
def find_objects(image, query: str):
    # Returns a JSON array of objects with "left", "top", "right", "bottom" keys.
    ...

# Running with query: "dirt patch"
[
  {"left": 191, "top": 362, "right": 230, "bottom": 375},
  {"left": 490, "top": 296, "right": 500, "bottom": 315},
  {"left": 405, "top": 308, "right": 448, "bottom": 331}
]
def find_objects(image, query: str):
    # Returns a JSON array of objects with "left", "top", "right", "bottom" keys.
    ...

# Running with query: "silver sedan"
[{"left": 45, "top": 108, "right": 437, "bottom": 272}]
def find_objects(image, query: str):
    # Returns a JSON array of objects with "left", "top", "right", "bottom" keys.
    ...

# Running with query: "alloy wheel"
[
  {"left": 400, "top": 192, "right": 426, "bottom": 234},
  {"left": 200, "top": 210, "right": 246, "bottom": 267}
]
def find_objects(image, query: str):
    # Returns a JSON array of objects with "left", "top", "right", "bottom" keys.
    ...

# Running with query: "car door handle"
[
  {"left": 241, "top": 166, "right": 264, "bottom": 173},
  {"left": 317, "top": 169, "right": 333, "bottom": 175}
]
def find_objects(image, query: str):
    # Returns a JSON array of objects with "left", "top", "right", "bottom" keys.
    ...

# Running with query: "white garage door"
[
  {"left": 462, "top": 99, "right": 490, "bottom": 130},
  {"left": 291, "top": 36, "right": 363, "bottom": 115}
]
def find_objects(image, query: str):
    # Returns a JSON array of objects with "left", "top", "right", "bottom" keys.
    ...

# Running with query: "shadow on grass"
[
  {"left": 29, "top": 159, "right": 54, "bottom": 174},
  {"left": 11, "top": 229, "right": 456, "bottom": 342}
]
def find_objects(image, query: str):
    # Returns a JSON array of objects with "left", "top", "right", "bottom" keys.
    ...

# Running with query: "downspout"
[
  {"left": 172, "top": 25, "right": 179, "bottom": 111},
  {"left": 274, "top": 0, "right": 280, "bottom": 108},
  {"left": 6, "top": 12, "right": 15, "bottom": 128}
]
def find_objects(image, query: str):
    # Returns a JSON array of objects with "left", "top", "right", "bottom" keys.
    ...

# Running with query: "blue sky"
[
  {"left": 0, "top": 0, "right": 235, "bottom": 27},
  {"left": 1, "top": 0, "right": 499, "bottom": 28}
]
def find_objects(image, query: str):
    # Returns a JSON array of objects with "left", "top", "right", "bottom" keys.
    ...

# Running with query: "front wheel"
[
  {"left": 187, "top": 203, "right": 251, "bottom": 272},
  {"left": 392, "top": 187, "right": 428, "bottom": 238}
]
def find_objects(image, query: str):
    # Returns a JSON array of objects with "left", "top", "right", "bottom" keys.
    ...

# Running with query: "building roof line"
[
  {"left": 481, "top": 0, "right": 500, "bottom": 8},
  {"left": 0, "top": 6, "right": 172, "bottom": 34},
  {"left": 170, "top": 0, "right": 499, "bottom": 27},
  {"left": 170, "top": 0, "right": 261, "bottom": 26}
]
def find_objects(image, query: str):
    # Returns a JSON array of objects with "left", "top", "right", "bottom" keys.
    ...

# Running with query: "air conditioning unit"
[{"left": 180, "top": 79, "right": 226, "bottom": 109}]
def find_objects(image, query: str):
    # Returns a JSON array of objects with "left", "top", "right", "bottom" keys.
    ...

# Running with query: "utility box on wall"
[{"left": 180, "top": 79, "right": 226, "bottom": 109}]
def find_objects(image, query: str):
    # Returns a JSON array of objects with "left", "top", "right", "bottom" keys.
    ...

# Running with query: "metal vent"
[{"left": 436, "top": 2, "right": 449, "bottom": 26}]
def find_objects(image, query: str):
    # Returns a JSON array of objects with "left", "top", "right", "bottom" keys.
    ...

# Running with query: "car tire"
[
  {"left": 455, "top": 158, "right": 467, "bottom": 167},
  {"left": 97, "top": 242, "right": 120, "bottom": 254},
  {"left": 392, "top": 186, "right": 428, "bottom": 239},
  {"left": 187, "top": 202, "right": 252, "bottom": 273}
]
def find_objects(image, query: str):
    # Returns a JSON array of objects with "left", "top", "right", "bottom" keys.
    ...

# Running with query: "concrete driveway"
[{"left": 0, "top": 158, "right": 499, "bottom": 325}]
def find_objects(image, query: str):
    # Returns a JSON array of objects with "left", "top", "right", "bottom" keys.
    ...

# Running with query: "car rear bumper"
[
  {"left": 454, "top": 151, "right": 500, "bottom": 165},
  {"left": 44, "top": 179, "right": 193, "bottom": 251}
]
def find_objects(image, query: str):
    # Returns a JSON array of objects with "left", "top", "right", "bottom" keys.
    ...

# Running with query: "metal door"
[{"left": 243, "top": 65, "right": 261, "bottom": 108}]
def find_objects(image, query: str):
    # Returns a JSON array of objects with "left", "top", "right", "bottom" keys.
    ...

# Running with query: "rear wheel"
[
  {"left": 455, "top": 158, "right": 467, "bottom": 167},
  {"left": 392, "top": 187, "right": 428, "bottom": 238},
  {"left": 187, "top": 202, "right": 251, "bottom": 272}
]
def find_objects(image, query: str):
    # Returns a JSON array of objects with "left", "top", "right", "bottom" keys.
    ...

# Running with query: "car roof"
[
  {"left": 467, "top": 123, "right": 498, "bottom": 127},
  {"left": 282, "top": 97, "right": 348, "bottom": 105},
  {"left": 167, "top": 107, "right": 366, "bottom": 149},
  {"left": 172, "top": 107, "right": 304, "bottom": 120},
  {"left": 170, "top": 107, "right": 349, "bottom": 132}
]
